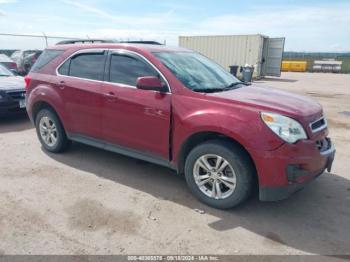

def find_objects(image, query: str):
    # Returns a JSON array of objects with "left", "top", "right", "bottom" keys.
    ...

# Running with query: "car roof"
[
  {"left": 47, "top": 43, "right": 191, "bottom": 53},
  {"left": 0, "top": 54, "right": 13, "bottom": 62}
]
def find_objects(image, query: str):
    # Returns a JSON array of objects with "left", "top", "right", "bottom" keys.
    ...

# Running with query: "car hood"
[
  {"left": 208, "top": 84, "right": 323, "bottom": 121},
  {"left": 0, "top": 76, "right": 25, "bottom": 91}
]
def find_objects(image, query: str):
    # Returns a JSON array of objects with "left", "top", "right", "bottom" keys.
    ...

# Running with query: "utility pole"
[{"left": 42, "top": 32, "right": 48, "bottom": 47}]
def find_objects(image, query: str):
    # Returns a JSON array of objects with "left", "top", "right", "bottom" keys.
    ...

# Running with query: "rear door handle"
[{"left": 58, "top": 80, "right": 66, "bottom": 90}]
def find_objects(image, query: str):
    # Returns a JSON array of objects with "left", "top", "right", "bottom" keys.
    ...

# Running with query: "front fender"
[{"left": 171, "top": 95, "right": 284, "bottom": 163}]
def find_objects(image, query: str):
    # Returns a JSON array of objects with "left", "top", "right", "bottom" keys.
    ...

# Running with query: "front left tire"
[{"left": 184, "top": 140, "right": 255, "bottom": 209}]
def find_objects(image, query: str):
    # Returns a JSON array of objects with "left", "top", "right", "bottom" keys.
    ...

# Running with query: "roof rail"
[
  {"left": 56, "top": 39, "right": 116, "bottom": 45},
  {"left": 56, "top": 39, "right": 163, "bottom": 45},
  {"left": 119, "top": 41, "right": 163, "bottom": 45}
]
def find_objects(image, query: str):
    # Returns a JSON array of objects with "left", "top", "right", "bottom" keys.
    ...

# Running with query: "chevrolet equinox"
[{"left": 25, "top": 43, "right": 335, "bottom": 209}]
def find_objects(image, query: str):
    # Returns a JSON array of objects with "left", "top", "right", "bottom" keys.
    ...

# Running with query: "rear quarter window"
[
  {"left": 31, "top": 50, "right": 64, "bottom": 71},
  {"left": 58, "top": 60, "right": 70, "bottom": 75}
]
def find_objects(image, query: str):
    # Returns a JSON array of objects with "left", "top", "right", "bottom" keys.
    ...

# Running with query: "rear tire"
[
  {"left": 184, "top": 140, "right": 255, "bottom": 209},
  {"left": 35, "top": 108, "right": 70, "bottom": 153}
]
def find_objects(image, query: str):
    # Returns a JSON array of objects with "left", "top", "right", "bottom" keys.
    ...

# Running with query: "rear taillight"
[{"left": 24, "top": 75, "right": 31, "bottom": 91}]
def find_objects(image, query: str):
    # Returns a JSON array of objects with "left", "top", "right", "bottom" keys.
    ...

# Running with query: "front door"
[{"left": 102, "top": 51, "right": 171, "bottom": 159}]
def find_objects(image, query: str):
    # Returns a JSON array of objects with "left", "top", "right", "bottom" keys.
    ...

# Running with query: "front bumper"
[
  {"left": 0, "top": 90, "right": 26, "bottom": 115},
  {"left": 251, "top": 136, "right": 336, "bottom": 201},
  {"left": 0, "top": 101, "right": 26, "bottom": 115}
]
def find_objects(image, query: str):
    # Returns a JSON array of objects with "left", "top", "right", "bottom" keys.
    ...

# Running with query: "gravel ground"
[{"left": 0, "top": 72, "right": 349, "bottom": 255}]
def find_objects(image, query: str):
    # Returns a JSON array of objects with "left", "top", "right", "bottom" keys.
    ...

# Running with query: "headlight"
[{"left": 261, "top": 112, "right": 307, "bottom": 143}]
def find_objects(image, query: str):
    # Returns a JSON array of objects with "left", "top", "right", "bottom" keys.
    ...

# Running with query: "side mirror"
[{"left": 136, "top": 76, "right": 166, "bottom": 92}]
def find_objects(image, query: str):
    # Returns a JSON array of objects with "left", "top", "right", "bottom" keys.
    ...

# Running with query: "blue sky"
[{"left": 0, "top": 0, "right": 349, "bottom": 51}]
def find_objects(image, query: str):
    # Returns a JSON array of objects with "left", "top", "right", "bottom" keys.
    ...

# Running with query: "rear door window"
[
  {"left": 69, "top": 52, "right": 106, "bottom": 81},
  {"left": 109, "top": 54, "right": 158, "bottom": 86},
  {"left": 31, "top": 50, "right": 63, "bottom": 71}
]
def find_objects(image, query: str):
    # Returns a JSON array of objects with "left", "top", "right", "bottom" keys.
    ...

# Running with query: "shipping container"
[
  {"left": 281, "top": 61, "right": 307, "bottom": 72},
  {"left": 179, "top": 34, "right": 285, "bottom": 77}
]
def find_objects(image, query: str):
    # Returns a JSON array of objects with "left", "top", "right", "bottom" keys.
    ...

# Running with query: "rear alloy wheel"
[
  {"left": 184, "top": 140, "right": 254, "bottom": 209},
  {"left": 39, "top": 116, "right": 58, "bottom": 147},
  {"left": 35, "top": 109, "right": 70, "bottom": 153}
]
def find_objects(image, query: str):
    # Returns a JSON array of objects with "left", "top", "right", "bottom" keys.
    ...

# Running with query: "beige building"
[{"left": 179, "top": 34, "right": 285, "bottom": 77}]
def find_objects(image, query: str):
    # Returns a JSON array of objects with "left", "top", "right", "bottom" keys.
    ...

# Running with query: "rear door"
[
  {"left": 55, "top": 49, "right": 107, "bottom": 139},
  {"left": 101, "top": 50, "right": 171, "bottom": 159},
  {"left": 262, "top": 37, "right": 285, "bottom": 77}
]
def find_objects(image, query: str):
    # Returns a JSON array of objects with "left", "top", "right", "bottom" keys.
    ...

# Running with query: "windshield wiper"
[
  {"left": 192, "top": 82, "right": 250, "bottom": 93},
  {"left": 192, "top": 88, "right": 227, "bottom": 93},
  {"left": 224, "top": 82, "right": 248, "bottom": 89}
]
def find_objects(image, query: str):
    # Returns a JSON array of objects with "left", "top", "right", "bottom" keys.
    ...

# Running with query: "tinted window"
[
  {"left": 58, "top": 60, "right": 70, "bottom": 75},
  {"left": 70, "top": 53, "right": 105, "bottom": 81},
  {"left": 109, "top": 54, "right": 158, "bottom": 86},
  {"left": 31, "top": 50, "right": 63, "bottom": 71}
]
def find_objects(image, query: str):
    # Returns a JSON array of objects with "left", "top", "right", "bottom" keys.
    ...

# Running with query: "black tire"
[
  {"left": 35, "top": 108, "right": 70, "bottom": 153},
  {"left": 184, "top": 140, "right": 255, "bottom": 209}
]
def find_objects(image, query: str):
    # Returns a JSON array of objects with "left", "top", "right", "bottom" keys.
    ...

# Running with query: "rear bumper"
[{"left": 251, "top": 137, "right": 336, "bottom": 201}]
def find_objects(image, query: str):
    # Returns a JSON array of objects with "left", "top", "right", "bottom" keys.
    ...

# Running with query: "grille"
[
  {"left": 310, "top": 117, "right": 327, "bottom": 133},
  {"left": 6, "top": 91, "right": 25, "bottom": 101}
]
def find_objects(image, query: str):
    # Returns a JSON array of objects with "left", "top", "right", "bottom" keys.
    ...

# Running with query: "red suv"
[{"left": 25, "top": 43, "right": 335, "bottom": 209}]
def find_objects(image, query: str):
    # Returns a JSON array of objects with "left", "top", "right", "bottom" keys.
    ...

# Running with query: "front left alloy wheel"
[
  {"left": 193, "top": 154, "right": 237, "bottom": 200},
  {"left": 184, "top": 140, "right": 255, "bottom": 209}
]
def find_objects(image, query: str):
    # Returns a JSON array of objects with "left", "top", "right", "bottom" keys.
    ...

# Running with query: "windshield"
[
  {"left": 153, "top": 51, "right": 241, "bottom": 92},
  {"left": 0, "top": 65, "right": 13, "bottom": 76}
]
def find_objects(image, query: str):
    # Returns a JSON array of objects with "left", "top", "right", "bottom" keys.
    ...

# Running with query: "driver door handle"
[{"left": 104, "top": 91, "right": 118, "bottom": 101}]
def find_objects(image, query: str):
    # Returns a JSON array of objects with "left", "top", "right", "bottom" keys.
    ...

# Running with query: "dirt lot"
[{"left": 0, "top": 72, "right": 349, "bottom": 255}]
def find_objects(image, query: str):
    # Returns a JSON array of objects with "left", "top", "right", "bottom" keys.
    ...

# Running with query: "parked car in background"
[
  {"left": 0, "top": 54, "right": 18, "bottom": 74},
  {"left": 0, "top": 64, "right": 26, "bottom": 116},
  {"left": 11, "top": 50, "right": 42, "bottom": 75},
  {"left": 25, "top": 43, "right": 335, "bottom": 209},
  {"left": 22, "top": 51, "right": 43, "bottom": 74}
]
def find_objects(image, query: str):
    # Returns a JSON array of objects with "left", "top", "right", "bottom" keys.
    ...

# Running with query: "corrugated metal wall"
[{"left": 179, "top": 35, "right": 265, "bottom": 75}]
